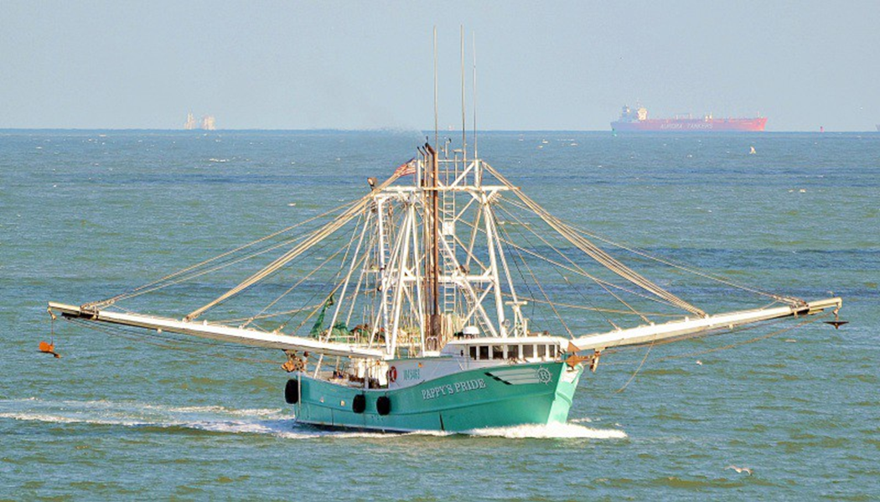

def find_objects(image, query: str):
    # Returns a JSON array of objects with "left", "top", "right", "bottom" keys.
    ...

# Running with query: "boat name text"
[{"left": 421, "top": 378, "right": 487, "bottom": 400}]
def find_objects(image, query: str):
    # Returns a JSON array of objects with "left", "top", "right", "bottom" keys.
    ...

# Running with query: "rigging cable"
[
  {"left": 455, "top": 207, "right": 683, "bottom": 312},
  {"left": 186, "top": 173, "right": 407, "bottom": 321},
  {"left": 615, "top": 337, "right": 655, "bottom": 393},
  {"left": 496, "top": 199, "right": 637, "bottom": 327},
  {"left": 568, "top": 222, "right": 798, "bottom": 305},
  {"left": 87, "top": 199, "right": 358, "bottom": 308},
  {"left": 493, "top": 203, "right": 571, "bottom": 336},
  {"left": 611, "top": 313, "right": 828, "bottom": 393},
  {"left": 486, "top": 163, "right": 705, "bottom": 317},
  {"left": 67, "top": 317, "right": 279, "bottom": 366},
  {"left": 502, "top": 191, "right": 796, "bottom": 307}
]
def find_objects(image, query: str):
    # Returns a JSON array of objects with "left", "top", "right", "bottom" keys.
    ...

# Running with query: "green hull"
[{"left": 289, "top": 362, "right": 583, "bottom": 432}]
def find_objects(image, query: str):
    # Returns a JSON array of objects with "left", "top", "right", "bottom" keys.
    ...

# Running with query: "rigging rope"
[
  {"left": 486, "top": 163, "right": 706, "bottom": 317},
  {"left": 493, "top": 206, "right": 572, "bottom": 336},
  {"left": 185, "top": 173, "right": 405, "bottom": 321},
  {"left": 602, "top": 313, "right": 828, "bottom": 366},
  {"left": 456, "top": 204, "right": 685, "bottom": 311},
  {"left": 615, "top": 338, "right": 655, "bottom": 393},
  {"left": 609, "top": 313, "right": 828, "bottom": 393},
  {"left": 85, "top": 200, "right": 358, "bottom": 309},
  {"left": 569, "top": 219, "right": 799, "bottom": 305},
  {"left": 502, "top": 190, "right": 797, "bottom": 307},
  {"left": 652, "top": 314, "right": 827, "bottom": 363},
  {"left": 67, "top": 318, "right": 279, "bottom": 366},
  {"left": 495, "top": 200, "right": 645, "bottom": 326}
]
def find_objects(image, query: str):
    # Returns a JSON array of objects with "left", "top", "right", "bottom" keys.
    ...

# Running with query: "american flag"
[{"left": 394, "top": 157, "right": 418, "bottom": 177}]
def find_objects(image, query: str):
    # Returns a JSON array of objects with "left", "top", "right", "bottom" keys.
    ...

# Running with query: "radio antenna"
[
  {"left": 433, "top": 26, "right": 438, "bottom": 149},
  {"left": 460, "top": 25, "right": 467, "bottom": 165},
  {"left": 472, "top": 32, "right": 478, "bottom": 160}
]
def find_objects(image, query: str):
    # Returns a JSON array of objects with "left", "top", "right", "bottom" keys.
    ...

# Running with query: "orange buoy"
[{"left": 39, "top": 341, "right": 60, "bottom": 358}]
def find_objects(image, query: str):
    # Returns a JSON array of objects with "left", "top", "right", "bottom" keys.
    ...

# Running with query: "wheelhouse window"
[
  {"left": 492, "top": 346, "right": 504, "bottom": 360},
  {"left": 537, "top": 345, "right": 547, "bottom": 358},
  {"left": 479, "top": 345, "right": 489, "bottom": 360},
  {"left": 469, "top": 346, "right": 478, "bottom": 360},
  {"left": 507, "top": 345, "right": 520, "bottom": 359},
  {"left": 522, "top": 344, "right": 534, "bottom": 358}
]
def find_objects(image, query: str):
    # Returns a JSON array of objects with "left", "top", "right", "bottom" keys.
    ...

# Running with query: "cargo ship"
[{"left": 611, "top": 105, "right": 767, "bottom": 132}]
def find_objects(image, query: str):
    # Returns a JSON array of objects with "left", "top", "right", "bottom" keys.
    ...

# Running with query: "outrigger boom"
[
  {"left": 47, "top": 302, "right": 386, "bottom": 359},
  {"left": 571, "top": 297, "right": 842, "bottom": 351},
  {"left": 48, "top": 296, "right": 841, "bottom": 358}
]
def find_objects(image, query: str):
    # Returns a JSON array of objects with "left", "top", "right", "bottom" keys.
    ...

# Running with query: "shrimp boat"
[{"left": 48, "top": 139, "right": 843, "bottom": 433}]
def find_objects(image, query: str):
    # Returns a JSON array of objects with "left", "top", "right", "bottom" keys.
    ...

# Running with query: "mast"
[{"left": 424, "top": 143, "right": 441, "bottom": 347}]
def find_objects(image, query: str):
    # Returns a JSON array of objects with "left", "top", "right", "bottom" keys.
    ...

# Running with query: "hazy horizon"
[
  {"left": 3, "top": 1, "right": 879, "bottom": 132},
  {"left": 2, "top": 127, "right": 877, "bottom": 133}
]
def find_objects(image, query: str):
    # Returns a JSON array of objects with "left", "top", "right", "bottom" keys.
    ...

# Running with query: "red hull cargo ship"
[{"left": 611, "top": 105, "right": 767, "bottom": 132}]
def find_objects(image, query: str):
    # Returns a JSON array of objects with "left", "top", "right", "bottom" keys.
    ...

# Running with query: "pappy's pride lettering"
[{"left": 421, "top": 378, "right": 486, "bottom": 400}]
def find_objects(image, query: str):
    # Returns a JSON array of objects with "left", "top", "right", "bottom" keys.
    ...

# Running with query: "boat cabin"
[{"left": 441, "top": 335, "right": 566, "bottom": 363}]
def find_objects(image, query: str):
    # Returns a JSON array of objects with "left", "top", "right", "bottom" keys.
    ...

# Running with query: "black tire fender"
[
  {"left": 376, "top": 395, "right": 391, "bottom": 416},
  {"left": 352, "top": 394, "right": 366, "bottom": 414},
  {"left": 284, "top": 379, "right": 299, "bottom": 404}
]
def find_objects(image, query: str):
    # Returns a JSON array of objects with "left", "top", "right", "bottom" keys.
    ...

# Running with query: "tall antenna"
[
  {"left": 460, "top": 25, "right": 467, "bottom": 165},
  {"left": 433, "top": 26, "right": 438, "bottom": 149},
  {"left": 472, "top": 32, "right": 478, "bottom": 160}
]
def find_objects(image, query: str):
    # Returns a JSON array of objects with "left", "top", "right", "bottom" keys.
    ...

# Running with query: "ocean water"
[{"left": 1, "top": 130, "right": 878, "bottom": 500}]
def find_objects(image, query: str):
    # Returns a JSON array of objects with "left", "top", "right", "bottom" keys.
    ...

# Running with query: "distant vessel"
[
  {"left": 612, "top": 105, "right": 767, "bottom": 132},
  {"left": 184, "top": 113, "right": 197, "bottom": 130},
  {"left": 184, "top": 113, "right": 216, "bottom": 131},
  {"left": 201, "top": 115, "right": 216, "bottom": 131}
]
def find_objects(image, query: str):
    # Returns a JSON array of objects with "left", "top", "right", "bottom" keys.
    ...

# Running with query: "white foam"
[
  {"left": 0, "top": 398, "right": 399, "bottom": 439},
  {"left": 402, "top": 429, "right": 453, "bottom": 437},
  {"left": 0, "top": 412, "right": 148, "bottom": 427},
  {"left": 0, "top": 398, "right": 292, "bottom": 433},
  {"left": 569, "top": 417, "right": 594, "bottom": 424},
  {"left": 465, "top": 422, "right": 627, "bottom": 439},
  {"left": 139, "top": 403, "right": 284, "bottom": 417},
  {"left": 1, "top": 399, "right": 626, "bottom": 440}
]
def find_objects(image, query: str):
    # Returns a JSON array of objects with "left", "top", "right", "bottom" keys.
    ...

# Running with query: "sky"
[{"left": 2, "top": 1, "right": 879, "bottom": 131}]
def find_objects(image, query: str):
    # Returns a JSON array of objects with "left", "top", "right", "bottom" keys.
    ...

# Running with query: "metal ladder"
[{"left": 440, "top": 154, "right": 460, "bottom": 315}]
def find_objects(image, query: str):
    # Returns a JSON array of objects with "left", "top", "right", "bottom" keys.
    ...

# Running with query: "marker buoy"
[{"left": 38, "top": 341, "right": 60, "bottom": 358}]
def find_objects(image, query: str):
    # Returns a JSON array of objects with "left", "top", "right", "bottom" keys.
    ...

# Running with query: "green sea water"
[{"left": 1, "top": 130, "right": 877, "bottom": 500}]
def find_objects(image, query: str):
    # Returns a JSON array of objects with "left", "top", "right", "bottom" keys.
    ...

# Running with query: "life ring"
[{"left": 388, "top": 366, "right": 398, "bottom": 383}]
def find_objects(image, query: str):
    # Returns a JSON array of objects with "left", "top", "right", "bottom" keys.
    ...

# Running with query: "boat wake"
[
  {"left": 464, "top": 422, "right": 627, "bottom": 439},
  {"left": 1, "top": 398, "right": 625, "bottom": 440},
  {"left": 0, "top": 398, "right": 358, "bottom": 438}
]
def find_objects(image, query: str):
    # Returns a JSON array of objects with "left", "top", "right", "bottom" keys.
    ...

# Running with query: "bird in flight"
[{"left": 727, "top": 465, "right": 753, "bottom": 475}]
